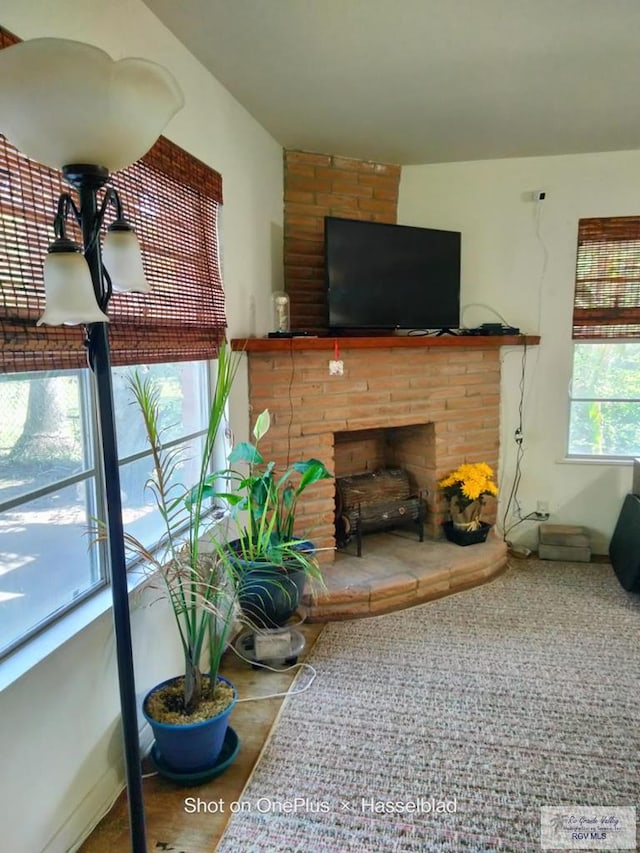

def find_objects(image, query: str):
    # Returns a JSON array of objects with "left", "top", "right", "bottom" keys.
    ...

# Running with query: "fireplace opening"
[
  {"left": 333, "top": 423, "right": 437, "bottom": 551},
  {"left": 335, "top": 467, "right": 426, "bottom": 556}
]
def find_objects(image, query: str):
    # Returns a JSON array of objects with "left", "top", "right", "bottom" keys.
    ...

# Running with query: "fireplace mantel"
[{"left": 231, "top": 334, "right": 540, "bottom": 353}]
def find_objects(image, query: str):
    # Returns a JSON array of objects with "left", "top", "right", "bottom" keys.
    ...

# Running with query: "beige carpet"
[{"left": 217, "top": 560, "right": 640, "bottom": 852}]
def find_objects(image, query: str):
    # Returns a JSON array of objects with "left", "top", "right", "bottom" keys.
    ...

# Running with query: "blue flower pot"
[{"left": 142, "top": 674, "right": 236, "bottom": 774}]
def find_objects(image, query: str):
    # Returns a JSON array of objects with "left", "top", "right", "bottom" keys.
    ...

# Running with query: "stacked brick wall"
[
  {"left": 283, "top": 150, "right": 401, "bottom": 331},
  {"left": 247, "top": 344, "right": 501, "bottom": 564},
  {"left": 334, "top": 429, "right": 389, "bottom": 476}
]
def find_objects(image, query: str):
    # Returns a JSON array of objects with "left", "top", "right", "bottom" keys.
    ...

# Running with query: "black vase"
[{"left": 442, "top": 520, "right": 491, "bottom": 546}]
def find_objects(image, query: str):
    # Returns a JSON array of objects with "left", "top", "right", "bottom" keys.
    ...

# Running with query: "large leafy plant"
[
  {"left": 121, "top": 343, "right": 241, "bottom": 713},
  {"left": 204, "top": 409, "right": 332, "bottom": 578}
]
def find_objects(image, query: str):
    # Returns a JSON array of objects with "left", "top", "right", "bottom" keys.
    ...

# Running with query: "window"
[
  {"left": 569, "top": 343, "right": 640, "bottom": 456},
  {"left": 0, "top": 27, "right": 227, "bottom": 658},
  {"left": 569, "top": 217, "right": 640, "bottom": 457},
  {"left": 0, "top": 361, "right": 212, "bottom": 657}
]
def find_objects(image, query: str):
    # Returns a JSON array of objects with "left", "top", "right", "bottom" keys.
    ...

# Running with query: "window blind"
[
  {"left": 573, "top": 216, "right": 640, "bottom": 339},
  {"left": 0, "top": 25, "right": 227, "bottom": 372}
]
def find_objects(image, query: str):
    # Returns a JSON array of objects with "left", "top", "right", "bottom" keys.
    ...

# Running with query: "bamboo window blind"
[
  {"left": 0, "top": 25, "right": 227, "bottom": 373},
  {"left": 573, "top": 216, "right": 640, "bottom": 339}
]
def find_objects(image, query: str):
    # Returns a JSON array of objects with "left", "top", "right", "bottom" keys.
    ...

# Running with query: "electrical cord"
[
  {"left": 285, "top": 338, "right": 295, "bottom": 466},
  {"left": 503, "top": 511, "right": 541, "bottom": 540},
  {"left": 138, "top": 647, "right": 318, "bottom": 783},
  {"left": 499, "top": 201, "right": 549, "bottom": 542},
  {"left": 500, "top": 341, "right": 528, "bottom": 542},
  {"left": 406, "top": 302, "right": 518, "bottom": 337},
  {"left": 461, "top": 302, "right": 512, "bottom": 328},
  {"left": 228, "top": 640, "right": 318, "bottom": 701}
]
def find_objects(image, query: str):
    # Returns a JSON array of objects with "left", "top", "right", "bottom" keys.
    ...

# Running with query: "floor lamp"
[{"left": 0, "top": 38, "right": 184, "bottom": 852}]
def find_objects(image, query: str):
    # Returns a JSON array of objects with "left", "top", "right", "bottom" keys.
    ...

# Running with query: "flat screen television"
[{"left": 325, "top": 216, "right": 461, "bottom": 332}]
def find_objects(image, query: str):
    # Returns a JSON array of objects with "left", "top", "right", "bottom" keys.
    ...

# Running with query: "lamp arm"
[
  {"left": 53, "top": 193, "right": 80, "bottom": 241},
  {"left": 91, "top": 188, "right": 124, "bottom": 309},
  {"left": 96, "top": 186, "right": 124, "bottom": 224},
  {"left": 83, "top": 189, "right": 113, "bottom": 259},
  {"left": 81, "top": 187, "right": 122, "bottom": 308},
  {"left": 101, "top": 266, "right": 114, "bottom": 308},
  {"left": 104, "top": 186, "right": 124, "bottom": 219}
]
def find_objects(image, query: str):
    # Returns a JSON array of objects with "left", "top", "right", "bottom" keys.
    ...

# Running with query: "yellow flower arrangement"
[{"left": 439, "top": 462, "right": 499, "bottom": 511}]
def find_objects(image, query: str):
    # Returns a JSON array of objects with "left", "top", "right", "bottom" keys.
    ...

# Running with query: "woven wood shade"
[
  {"left": 573, "top": 216, "right": 640, "bottom": 339},
  {"left": 0, "top": 25, "right": 226, "bottom": 373}
]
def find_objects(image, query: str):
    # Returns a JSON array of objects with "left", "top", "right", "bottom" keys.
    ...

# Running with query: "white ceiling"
[{"left": 143, "top": 0, "right": 640, "bottom": 165}]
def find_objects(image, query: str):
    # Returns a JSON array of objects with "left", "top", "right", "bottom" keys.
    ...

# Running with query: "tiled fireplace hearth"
[{"left": 231, "top": 336, "right": 538, "bottom": 565}]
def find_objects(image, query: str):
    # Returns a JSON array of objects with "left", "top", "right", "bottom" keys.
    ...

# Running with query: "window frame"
[{"left": 0, "top": 358, "right": 223, "bottom": 661}]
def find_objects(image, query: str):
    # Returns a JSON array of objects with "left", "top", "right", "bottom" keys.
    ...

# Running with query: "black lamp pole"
[{"left": 64, "top": 164, "right": 147, "bottom": 853}]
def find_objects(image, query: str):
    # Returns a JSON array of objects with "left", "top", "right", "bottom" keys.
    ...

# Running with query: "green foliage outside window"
[{"left": 569, "top": 343, "right": 640, "bottom": 456}]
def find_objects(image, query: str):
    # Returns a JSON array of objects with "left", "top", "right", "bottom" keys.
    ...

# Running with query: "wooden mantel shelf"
[{"left": 231, "top": 334, "right": 540, "bottom": 353}]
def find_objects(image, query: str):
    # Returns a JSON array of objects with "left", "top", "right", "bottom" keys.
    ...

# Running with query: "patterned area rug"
[{"left": 217, "top": 561, "right": 640, "bottom": 852}]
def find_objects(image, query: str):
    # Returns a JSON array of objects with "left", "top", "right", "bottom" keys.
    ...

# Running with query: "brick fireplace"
[{"left": 230, "top": 336, "right": 529, "bottom": 565}]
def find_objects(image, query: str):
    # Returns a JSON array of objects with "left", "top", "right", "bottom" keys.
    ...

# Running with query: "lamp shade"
[
  {"left": 38, "top": 250, "right": 110, "bottom": 326},
  {"left": 102, "top": 227, "right": 151, "bottom": 293},
  {"left": 0, "top": 38, "right": 184, "bottom": 172}
]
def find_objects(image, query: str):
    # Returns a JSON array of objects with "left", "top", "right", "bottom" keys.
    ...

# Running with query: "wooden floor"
[
  {"left": 80, "top": 622, "right": 324, "bottom": 853},
  {"left": 81, "top": 531, "right": 508, "bottom": 852}
]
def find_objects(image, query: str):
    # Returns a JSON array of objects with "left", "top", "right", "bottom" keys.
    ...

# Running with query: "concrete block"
[
  {"left": 538, "top": 543, "right": 591, "bottom": 562},
  {"left": 539, "top": 523, "right": 590, "bottom": 548}
]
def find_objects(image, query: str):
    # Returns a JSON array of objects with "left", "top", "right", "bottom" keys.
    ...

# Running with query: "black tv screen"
[{"left": 325, "top": 216, "right": 461, "bottom": 332}]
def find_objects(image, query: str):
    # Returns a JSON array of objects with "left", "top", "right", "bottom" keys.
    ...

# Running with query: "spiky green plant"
[{"left": 121, "top": 342, "right": 241, "bottom": 713}]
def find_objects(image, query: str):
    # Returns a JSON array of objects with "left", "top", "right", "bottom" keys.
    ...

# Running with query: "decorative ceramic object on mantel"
[{"left": 439, "top": 462, "right": 499, "bottom": 546}]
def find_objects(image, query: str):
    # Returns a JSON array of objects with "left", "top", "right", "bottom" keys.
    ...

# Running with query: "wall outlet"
[
  {"left": 329, "top": 359, "right": 344, "bottom": 376},
  {"left": 536, "top": 500, "right": 549, "bottom": 515}
]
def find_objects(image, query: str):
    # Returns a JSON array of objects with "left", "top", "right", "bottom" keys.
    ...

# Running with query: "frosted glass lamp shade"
[
  {"left": 38, "top": 250, "right": 110, "bottom": 326},
  {"left": 0, "top": 38, "right": 184, "bottom": 172},
  {"left": 102, "top": 227, "right": 151, "bottom": 293}
]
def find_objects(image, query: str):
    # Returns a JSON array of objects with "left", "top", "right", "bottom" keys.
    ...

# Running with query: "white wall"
[
  {"left": 400, "top": 150, "right": 638, "bottom": 553},
  {"left": 0, "top": 1, "right": 283, "bottom": 850}
]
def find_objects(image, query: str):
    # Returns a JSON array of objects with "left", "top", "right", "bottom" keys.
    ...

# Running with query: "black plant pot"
[
  {"left": 442, "top": 520, "right": 491, "bottom": 546},
  {"left": 227, "top": 539, "right": 314, "bottom": 629},
  {"left": 237, "top": 566, "right": 306, "bottom": 629}
]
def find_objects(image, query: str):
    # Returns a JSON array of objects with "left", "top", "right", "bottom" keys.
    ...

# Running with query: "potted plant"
[
  {"left": 110, "top": 343, "right": 243, "bottom": 778},
  {"left": 439, "top": 461, "right": 498, "bottom": 545},
  {"left": 206, "top": 408, "right": 332, "bottom": 629}
]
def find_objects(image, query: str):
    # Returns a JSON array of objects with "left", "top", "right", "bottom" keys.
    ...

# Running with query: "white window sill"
[{"left": 0, "top": 569, "right": 148, "bottom": 694}]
